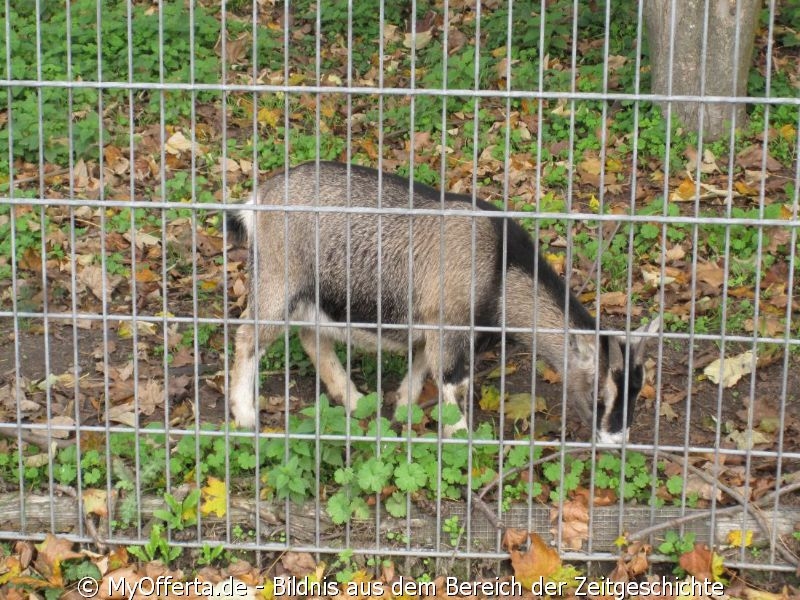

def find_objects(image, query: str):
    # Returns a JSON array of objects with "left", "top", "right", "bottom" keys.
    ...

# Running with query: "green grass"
[{"left": 0, "top": 0, "right": 221, "bottom": 168}]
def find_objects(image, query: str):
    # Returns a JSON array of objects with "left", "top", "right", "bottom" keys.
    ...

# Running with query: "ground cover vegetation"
[{"left": 0, "top": 0, "right": 798, "bottom": 593}]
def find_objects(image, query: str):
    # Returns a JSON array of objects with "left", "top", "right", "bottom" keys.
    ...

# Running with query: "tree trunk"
[{"left": 644, "top": 0, "right": 760, "bottom": 141}]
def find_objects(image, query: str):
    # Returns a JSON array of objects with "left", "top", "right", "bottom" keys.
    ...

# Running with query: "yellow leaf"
[
  {"left": 504, "top": 392, "right": 537, "bottom": 421},
  {"left": 479, "top": 384, "right": 501, "bottom": 411},
  {"left": 201, "top": 476, "right": 228, "bottom": 518},
  {"left": 674, "top": 178, "right": 696, "bottom": 201},
  {"left": 118, "top": 320, "right": 157, "bottom": 339},
  {"left": 257, "top": 107, "right": 281, "bottom": 128},
  {"left": 0, "top": 557, "right": 21, "bottom": 585},
  {"left": 735, "top": 180, "right": 758, "bottom": 196},
  {"left": 35, "top": 534, "right": 83, "bottom": 587},
  {"left": 726, "top": 529, "right": 753, "bottom": 548},
  {"left": 544, "top": 252, "right": 565, "bottom": 275},
  {"left": 605, "top": 157, "right": 623, "bottom": 173},
  {"left": 588, "top": 194, "right": 600, "bottom": 212},
  {"left": 614, "top": 534, "right": 628, "bottom": 548},
  {"left": 486, "top": 363, "right": 517, "bottom": 379},
  {"left": 711, "top": 552, "right": 725, "bottom": 581},
  {"left": 779, "top": 123, "right": 796, "bottom": 142},
  {"left": 261, "top": 579, "right": 275, "bottom": 600}
]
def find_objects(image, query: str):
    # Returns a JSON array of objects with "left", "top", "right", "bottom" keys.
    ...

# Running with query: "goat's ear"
[
  {"left": 568, "top": 332, "right": 597, "bottom": 369},
  {"left": 630, "top": 316, "right": 661, "bottom": 362}
]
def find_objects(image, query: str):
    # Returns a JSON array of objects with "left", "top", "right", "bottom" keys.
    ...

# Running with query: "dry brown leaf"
[
  {"left": 501, "top": 527, "right": 529, "bottom": 551},
  {"left": 101, "top": 566, "right": 141, "bottom": 599},
  {"left": 665, "top": 244, "right": 686, "bottom": 262},
  {"left": 509, "top": 533, "right": 561, "bottom": 589},
  {"left": 695, "top": 260, "right": 725, "bottom": 289},
  {"left": 600, "top": 291, "right": 627, "bottom": 307},
  {"left": 165, "top": 131, "right": 195, "bottom": 155},
  {"left": 34, "top": 534, "right": 83, "bottom": 587},
  {"left": 626, "top": 549, "right": 650, "bottom": 577},
  {"left": 551, "top": 498, "right": 590, "bottom": 550},
  {"left": 736, "top": 144, "right": 784, "bottom": 171},
  {"left": 607, "top": 558, "right": 630, "bottom": 585},
  {"left": 403, "top": 29, "right": 432, "bottom": 49},
  {"left": 678, "top": 543, "right": 722, "bottom": 581},
  {"left": 281, "top": 551, "right": 317, "bottom": 577},
  {"left": 574, "top": 487, "right": 616, "bottom": 506},
  {"left": 660, "top": 403, "right": 678, "bottom": 422}
]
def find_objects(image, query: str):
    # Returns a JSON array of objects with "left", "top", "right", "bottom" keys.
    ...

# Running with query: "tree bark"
[{"left": 644, "top": 0, "right": 760, "bottom": 141}]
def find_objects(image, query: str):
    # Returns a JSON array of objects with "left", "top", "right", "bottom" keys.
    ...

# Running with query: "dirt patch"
[{"left": 2, "top": 317, "right": 797, "bottom": 457}]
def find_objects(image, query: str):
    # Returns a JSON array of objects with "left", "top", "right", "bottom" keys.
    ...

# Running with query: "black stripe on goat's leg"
[{"left": 421, "top": 330, "right": 471, "bottom": 436}]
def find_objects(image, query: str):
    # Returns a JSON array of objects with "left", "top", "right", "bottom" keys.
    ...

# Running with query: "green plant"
[
  {"left": 442, "top": 515, "right": 465, "bottom": 548},
  {"left": 196, "top": 543, "right": 226, "bottom": 567},
  {"left": 152, "top": 489, "right": 200, "bottom": 531},
  {"left": 658, "top": 531, "right": 697, "bottom": 575},
  {"left": 0, "top": 0, "right": 221, "bottom": 166},
  {"left": 62, "top": 559, "right": 102, "bottom": 586},
  {"left": 127, "top": 524, "right": 183, "bottom": 564}
]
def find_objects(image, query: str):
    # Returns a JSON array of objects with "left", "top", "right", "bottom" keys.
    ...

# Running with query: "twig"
[
  {"left": 9, "top": 167, "right": 70, "bottom": 186},
  {"left": 54, "top": 484, "right": 108, "bottom": 553},
  {"left": 466, "top": 490, "right": 505, "bottom": 531},
  {"left": 632, "top": 450, "right": 799, "bottom": 567},
  {"left": 629, "top": 480, "right": 800, "bottom": 542},
  {"left": 0, "top": 428, "right": 73, "bottom": 450}
]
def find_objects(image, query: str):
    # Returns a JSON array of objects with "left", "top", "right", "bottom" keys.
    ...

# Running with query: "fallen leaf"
[
  {"left": 501, "top": 528, "right": 529, "bottom": 551},
  {"left": 403, "top": 29, "right": 432, "bottom": 49},
  {"left": 83, "top": 489, "right": 110, "bottom": 518},
  {"left": 666, "top": 244, "right": 686, "bottom": 262},
  {"left": 695, "top": 260, "right": 725, "bottom": 289},
  {"left": 551, "top": 498, "right": 590, "bottom": 550},
  {"left": 201, "top": 476, "right": 227, "bottom": 518},
  {"left": 726, "top": 529, "right": 753, "bottom": 548},
  {"left": 34, "top": 535, "right": 83, "bottom": 587},
  {"left": 536, "top": 360, "right": 562, "bottom": 384},
  {"left": 736, "top": 144, "right": 784, "bottom": 171},
  {"left": 509, "top": 533, "right": 561, "bottom": 589},
  {"left": 281, "top": 552, "right": 317, "bottom": 577},
  {"left": 703, "top": 351, "right": 754, "bottom": 387},
  {"left": 727, "top": 427, "right": 772, "bottom": 450},
  {"left": 486, "top": 364, "right": 518, "bottom": 379},
  {"left": 505, "top": 392, "right": 544, "bottom": 420},
  {"left": 165, "top": 131, "right": 196, "bottom": 155},
  {"left": 673, "top": 178, "right": 697, "bottom": 201},
  {"left": 479, "top": 384, "right": 501, "bottom": 411},
  {"left": 679, "top": 543, "right": 715, "bottom": 580}
]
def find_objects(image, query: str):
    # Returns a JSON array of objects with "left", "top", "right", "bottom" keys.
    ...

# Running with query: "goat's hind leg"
[{"left": 230, "top": 306, "right": 284, "bottom": 428}]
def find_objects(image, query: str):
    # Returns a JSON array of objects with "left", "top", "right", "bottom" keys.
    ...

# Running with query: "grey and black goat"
[{"left": 227, "top": 161, "right": 660, "bottom": 443}]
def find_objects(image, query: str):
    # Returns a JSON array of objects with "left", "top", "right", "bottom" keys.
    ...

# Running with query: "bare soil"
[{"left": 2, "top": 317, "right": 798, "bottom": 458}]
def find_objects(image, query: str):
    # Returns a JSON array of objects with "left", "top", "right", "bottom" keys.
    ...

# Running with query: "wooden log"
[{"left": 0, "top": 491, "right": 797, "bottom": 567}]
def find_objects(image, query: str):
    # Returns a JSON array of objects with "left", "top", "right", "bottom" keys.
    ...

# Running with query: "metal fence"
[{"left": 0, "top": 0, "right": 798, "bottom": 577}]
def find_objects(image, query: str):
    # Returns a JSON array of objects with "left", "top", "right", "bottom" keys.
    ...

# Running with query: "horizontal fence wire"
[{"left": 0, "top": 0, "right": 797, "bottom": 579}]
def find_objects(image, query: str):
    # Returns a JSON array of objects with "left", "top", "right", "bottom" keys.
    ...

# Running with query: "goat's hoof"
[{"left": 232, "top": 405, "right": 258, "bottom": 429}]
